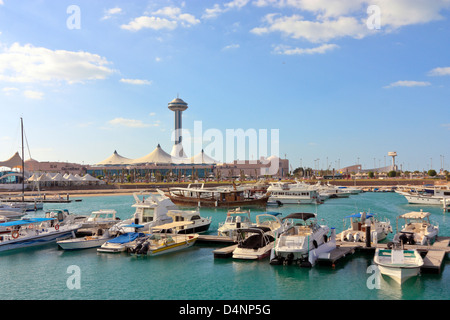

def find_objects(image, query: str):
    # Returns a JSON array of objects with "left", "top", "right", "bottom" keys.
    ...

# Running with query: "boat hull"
[
  {"left": 268, "top": 197, "right": 317, "bottom": 204},
  {"left": 57, "top": 237, "right": 112, "bottom": 250},
  {"left": 0, "top": 228, "right": 77, "bottom": 252},
  {"left": 232, "top": 243, "right": 273, "bottom": 260},
  {"left": 146, "top": 235, "right": 198, "bottom": 256},
  {"left": 377, "top": 265, "right": 421, "bottom": 284},
  {"left": 167, "top": 195, "right": 269, "bottom": 207}
]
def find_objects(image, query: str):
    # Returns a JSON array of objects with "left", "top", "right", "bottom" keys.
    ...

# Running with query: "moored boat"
[
  {"left": 232, "top": 227, "right": 275, "bottom": 260},
  {"left": 393, "top": 210, "right": 439, "bottom": 245},
  {"left": 217, "top": 208, "right": 255, "bottom": 240},
  {"left": 0, "top": 217, "right": 81, "bottom": 252},
  {"left": 57, "top": 229, "right": 113, "bottom": 250},
  {"left": 127, "top": 221, "right": 199, "bottom": 256},
  {"left": 337, "top": 212, "right": 392, "bottom": 243},
  {"left": 374, "top": 243, "right": 424, "bottom": 285}
]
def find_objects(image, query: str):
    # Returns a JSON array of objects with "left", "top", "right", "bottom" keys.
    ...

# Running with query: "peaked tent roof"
[
  {"left": 96, "top": 151, "right": 132, "bottom": 166},
  {"left": 0, "top": 152, "right": 23, "bottom": 169},
  {"left": 189, "top": 150, "right": 217, "bottom": 164},
  {"left": 132, "top": 144, "right": 173, "bottom": 164}
]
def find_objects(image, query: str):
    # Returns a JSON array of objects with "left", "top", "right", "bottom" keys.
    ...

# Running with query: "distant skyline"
[{"left": 0, "top": 1, "right": 449, "bottom": 172}]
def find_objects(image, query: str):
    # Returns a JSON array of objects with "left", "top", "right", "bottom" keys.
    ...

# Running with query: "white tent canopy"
[
  {"left": 132, "top": 144, "right": 173, "bottom": 165},
  {"left": 96, "top": 150, "right": 132, "bottom": 166},
  {"left": 0, "top": 152, "right": 23, "bottom": 169},
  {"left": 189, "top": 150, "right": 217, "bottom": 164}
]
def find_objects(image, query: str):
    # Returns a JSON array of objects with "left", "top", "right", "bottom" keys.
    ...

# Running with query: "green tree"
[
  {"left": 388, "top": 170, "right": 397, "bottom": 177},
  {"left": 368, "top": 171, "right": 374, "bottom": 178},
  {"left": 427, "top": 169, "right": 437, "bottom": 177}
]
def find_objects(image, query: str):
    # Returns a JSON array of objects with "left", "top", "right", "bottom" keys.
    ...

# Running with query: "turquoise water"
[{"left": 0, "top": 192, "right": 448, "bottom": 300}]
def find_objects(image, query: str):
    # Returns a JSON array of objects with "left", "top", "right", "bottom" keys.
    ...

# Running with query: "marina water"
[{"left": 0, "top": 192, "right": 448, "bottom": 300}]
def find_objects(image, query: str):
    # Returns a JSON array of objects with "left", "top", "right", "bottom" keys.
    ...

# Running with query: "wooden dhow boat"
[{"left": 166, "top": 184, "right": 270, "bottom": 207}]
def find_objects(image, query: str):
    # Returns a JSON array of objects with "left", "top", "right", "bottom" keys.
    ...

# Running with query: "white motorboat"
[
  {"left": 166, "top": 209, "right": 211, "bottom": 234},
  {"left": 232, "top": 227, "right": 275, "bottom": 260},
  {"left": 127, "top": 221, "right": 199, "bottom": 256},
  {"left": 0, "top": 203, "right": 26, "bottom": 214},
  {"left": 108, "top": 192, "right": 174, "bottom": 235},
  {"left": 337, "top": 212, "right": 392, "bottom": 243},
  {"left": 314, "top": 182, "right": 351, "bottom": 199},
  {"left": 393, "top": 210, "right": 439, "bottom": 245},
  {"left": 78, "top": 209, "right": 120, "bottom": 233},
  {"left": 57, "top": 229, "right": 113, "bottom": 250},
  {"left": 45, "top": 209, "right": 88, "bottom": 226},
  {"left": 217, "top": 208, "right": 255, "bottom": 240},
  {"left": 97, "top": 230, "right": 147, "bottom": 253},
  {"left": 267, "top": 182, "right": 322, "bottom": 204},
  {"left": 0, "top": 217, "right": 81, "bottom": 252},
  {"left": 6, "top": 201, "right": 44, "bottom": 212},
  {"left": 395, "top": 185, "right": 450, "bottom": 205},
  {"left": 269, "top": 212, "right": 331, "bottom": 266},
  {"left": 374, "top": 243, "right": 424, "bottom": 285}
]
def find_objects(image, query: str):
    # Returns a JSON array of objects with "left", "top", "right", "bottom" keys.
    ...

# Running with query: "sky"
[{"left": 0, "top": 0, "right": 449, "bottom": 172}]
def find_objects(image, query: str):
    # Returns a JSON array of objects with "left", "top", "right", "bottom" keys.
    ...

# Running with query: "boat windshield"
[{"left": 226, "top": 216, "right": 250, "bottom": 223}]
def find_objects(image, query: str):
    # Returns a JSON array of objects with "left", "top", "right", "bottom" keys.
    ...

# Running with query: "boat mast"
[{"left": 21, "top": 117, "right": 24, "bottom": 202}]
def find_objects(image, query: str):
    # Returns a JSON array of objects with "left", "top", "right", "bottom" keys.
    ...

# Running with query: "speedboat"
[
  {"left": 97, "top": 230, "right": 147, "bottom": 253},
  {"left": 108, "top": 192, "right": 174, "bottom": 235},
  {"left": 232, "top": 227, "right": 275, "bottom": 260},
  {"left": 217, "top": 208, "right": 255, "bottom": 240},
  {"left": 269, "top": 212, "right": 330, "bottom": 266},
  {"left": 57, "top": 229, "right": 113, "bottom": 250},
  {"left": 337, "top": 212, "right": 392, "bottom": 243},
  {"left": 127, "top": 221, "right": 198, "bottom": 256},
  {"left": 393, "top": 210, "right": 439, "bottom": 245},
  {"left": 374, "top": 242, "right": 424, "bottom": 284},
  {"left": 45, "top": 209, "right": 88, "bottom": 226},
  {"left": 167, "top": 209, "right": 211, "bottom": 234},
  {"left": 0, "top": 217, "right": 81, "bottom": 252}
]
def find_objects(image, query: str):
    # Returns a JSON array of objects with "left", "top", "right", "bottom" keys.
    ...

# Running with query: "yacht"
[
  {"left": 217, "top": 208, "right": 255, "bottom": 240},
  {"left": 0, "top": 217, "right": 81, "bottom": 252},
  {"left": 108, "top": 192, "right": 174, "bottom": 235},
  {"left": 166, "top": 209, "right": 211, "bottom": 234},
  {"left": 393, "top": 210, "right": 439, "bottom": 245},
  {"left": 127, "top": 221, "right": 199, "bottom": 256},
  {"left": 267, "top": 182, "right": 322, "bottom": 205},
  {"left": 337, "top": 212, "right": 392, "bottom": 243},
  {"left": 269, "top": 212, "right": 331, "bottom": 266},
  {"left": 374, "top": 242, "right": 424, "bottom": 285},
  {"left": 395, "top": 185, "right": 450, "bottom": 205}
]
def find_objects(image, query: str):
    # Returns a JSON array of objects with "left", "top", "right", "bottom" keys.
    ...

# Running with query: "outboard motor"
[{"left": 137, "top": 241, "right": 150, "bottom": 255}]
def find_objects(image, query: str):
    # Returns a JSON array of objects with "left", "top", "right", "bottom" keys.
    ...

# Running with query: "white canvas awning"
[
  {"left": 96, "top": 150, "right": 132, "bottom": 166},
  {"left": 0, "top": 152, "right": 23, "bottom": 169},
  {"left": 132, "top": 144, "right": 173, "bottom": 164}
]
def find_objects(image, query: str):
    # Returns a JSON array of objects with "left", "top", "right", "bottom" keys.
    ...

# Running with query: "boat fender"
[
  {"left": 313, "top": 240, "right": 318, "bottom": 248},
  {"left": 55, "top": 224, "right": 60, "bottom": 231},
  {"left": 387, "top": 242, "right": 394, "bottom": 249},
  {"left": 12, "top": 231, "right": 19, "bottom": 239}
]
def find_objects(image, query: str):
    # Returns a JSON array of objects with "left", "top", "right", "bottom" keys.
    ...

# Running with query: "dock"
[
  {"left": 197, "top": 235, "right": 236, "bottom": 244},
  {"left": 212, "top": 244, "right": 238, "bottom": 259},
  {"left": 316, "top": 237, "right": 449, "bottom": 273}
]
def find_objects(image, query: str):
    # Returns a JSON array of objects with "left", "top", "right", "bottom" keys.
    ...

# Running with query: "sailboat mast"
[{"left": 21, "top": 117, "right": 24, "bottom": 202}]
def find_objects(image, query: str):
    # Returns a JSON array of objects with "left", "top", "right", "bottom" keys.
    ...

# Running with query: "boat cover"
[
  {"left": 282, "top": 213, "right": 315, "bottom": 221},
  {"left": 107, "top": 232, "right": 145, "bottom": 244},
  {"left": 345, "top": 213, "right": 374, "bottom": 219}
]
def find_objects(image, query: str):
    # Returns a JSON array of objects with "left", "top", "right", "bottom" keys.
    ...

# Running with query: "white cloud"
[
  {"left": 102, "top": 7, "right": 123, "bottom": 20},
  {"left": 222, "top": 44, "right": 240, "bottom": 51},
  {"left": 273, "top": 43, "right": 339, "bottom": 55},
  {"left": 2, "top": 87, "right": 19, "bottom": 95},
  {"left": 120, "top": 78, "right": 152, "bottom": 85},
  {"left": 23, "top": 90, "right": 44, "bottom": 100},
  {"left": 121, "top": 6, "right": 199, "bottom": 31},
  {"left": 251, "top": 0, "right": 450, "bottom": 43},
  {"left": 108, "top": 118, "right": 151, "bottom": 128},
  {"left": 383, "top": 80, "right": 431, "bottom": 88},
  {"left": 251, "top": 14, "right": 368, "bottom": 43},
  {"left": 203, "top": 0, "right": 250, "bottom": 19},
  {"left": 428, "top": 67, "right": 450, "bottom": 76},
  {"left": 0, "top": 42, "right": 115, "bottom": 84}
]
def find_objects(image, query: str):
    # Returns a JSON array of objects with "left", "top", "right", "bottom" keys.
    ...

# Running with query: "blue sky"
[{"left": 0, "top": 0, "right": 449, "bottom": 172}]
